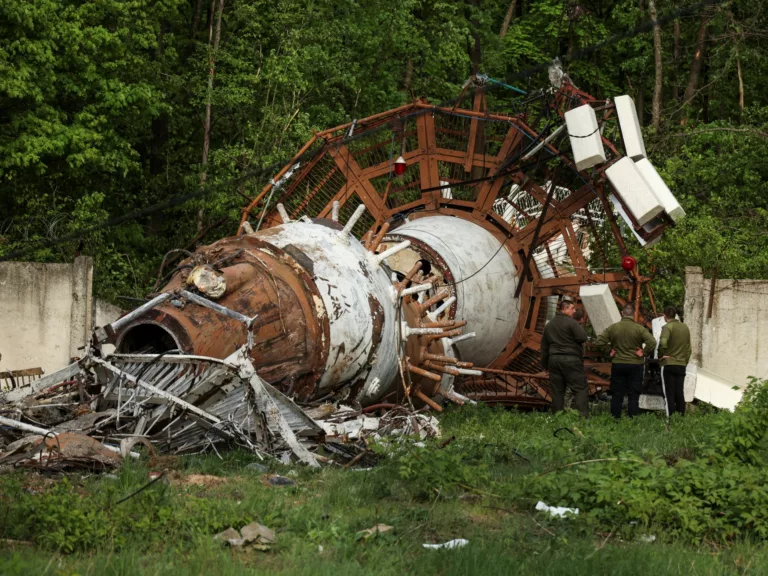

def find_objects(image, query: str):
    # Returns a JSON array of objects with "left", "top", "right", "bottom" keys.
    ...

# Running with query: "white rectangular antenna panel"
[
  {"left": 565, "top": 104, "right": 606, "bottom": 171},
  {"left": 614, "top": 95, "right": 647, "bottom": 160},
  {"left": 605, "top": 157, "right": 664, "bottom": 225},
  {"left": 579, "top": 283, "right": 621, "bottom": 337},
  {"left": 635, "top": 158, "right": 685, "bottom": 222}
]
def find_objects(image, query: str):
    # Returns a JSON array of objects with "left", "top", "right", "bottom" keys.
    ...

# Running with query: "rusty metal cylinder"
[{"left": 115, "top": 220, "right": 400, "bottom": 404}]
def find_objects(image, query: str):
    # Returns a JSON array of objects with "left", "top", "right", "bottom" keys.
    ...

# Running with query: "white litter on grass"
[
  {"left": 638, "top": 534, "right": 656, "bottom": 543},
  {"left": 423, "top": 539, "right": 469, "bottom": 550},
  {"left": 535, "top": 501, "right": 579, "bottom": 518}
]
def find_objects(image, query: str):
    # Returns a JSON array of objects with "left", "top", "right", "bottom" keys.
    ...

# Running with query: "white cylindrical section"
[
  {"left": 386, "top": 216, "right": 518, "bottom": 366},
  {"left": 375, "top": 240, "right": 411, "bottom": 264},
  {"left": 400, "top": 283, "right": 432, "bottom": 297},
  {"left": 276, "top": 203, "right": 291, "bottom": 223},
  {"left": 341, "top": 204, "right": 367, "bottom": 236},
  {"left": 428, "top": 296, "right": 457, "bottom": 321},
  {"left": 261, "top": 222, "right": 398, "bottom": 401}
]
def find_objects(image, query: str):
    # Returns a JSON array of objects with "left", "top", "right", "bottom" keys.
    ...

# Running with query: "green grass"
[{"left": 0, "top": 404, "right": 762, "bottom": 575}]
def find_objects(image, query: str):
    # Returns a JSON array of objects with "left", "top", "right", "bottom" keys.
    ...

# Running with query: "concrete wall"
[
  {"left": 684, "top": 266, "right": 768, "bottom": 386},
  {"left": 0, "top": 257, "right": 123, "bottom": 375}
]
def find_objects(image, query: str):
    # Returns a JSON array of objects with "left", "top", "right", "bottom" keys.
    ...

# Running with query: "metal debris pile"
[
  {"left": 318, "top": 405, "right": 441, "bottom": 442},
  {"left": 0, "top": 346, "right": 441, "bottom": 473}
]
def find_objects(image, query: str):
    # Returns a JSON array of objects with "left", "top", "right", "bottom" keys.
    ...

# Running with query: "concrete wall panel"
[
  {"left": 0, "top": 257, "right": 123, "bottom": 375},
  {"left": 685, "top": 267, "right": 768, "bottom": 387}
]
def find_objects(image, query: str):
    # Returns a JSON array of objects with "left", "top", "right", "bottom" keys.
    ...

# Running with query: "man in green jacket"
[
  {"left": 596, "top": 303, "right": 657, "bottom": 419},
  {"left": 541, "top": 300, "right": 589, "bottom": 417},
  {"left": 658, "top": 305, "right": 692, "bottom": 417}
]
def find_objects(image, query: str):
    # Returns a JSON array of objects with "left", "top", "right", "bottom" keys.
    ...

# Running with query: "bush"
[
  {"left": 3, "top": 474, "right": 253, "bottom": 553},
  {"left": 517, "top": 378, "right": 768, "bottom": 542}
]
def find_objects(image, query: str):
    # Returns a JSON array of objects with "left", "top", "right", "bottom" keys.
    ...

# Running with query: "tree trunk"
[
  {"left": 150, "top": 28, "right": 168, "bottom": 180},
  {"left": 681, "top": 9, "right": 711, "bottom": 125},
  {"left": 191, "top": 0, "right": 203, "bottom": 36},
  {"left": 702, "top": 55, "right": 710, "bottom": 123},
  {"left": 499, "top": 0, "right": 518, "bottom": 39},
  {"left": 402, "top": 58, "right": 414, "bottom": 96},
  {"left": 736, "top": 49, "right": 744, "bottom": 122},
  {"left": 468, "top": 0, "right": 482, "bottom": 75},
  {"left": 648, "top": 0, "right": 662, "bottom": 129},
  {"left": 198, "top": 0, "right": 224, "bottom": 231},
  {"left": 672, "top": 19, "right": 680, "bottom": 102}
]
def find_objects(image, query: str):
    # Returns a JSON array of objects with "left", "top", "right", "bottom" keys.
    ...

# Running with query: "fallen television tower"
[
  {"left": 1, "top": 71, "right": 688, "bottom": 465},
  {"left": 106, "top": 71, "right": 685, "bottom": 410}
]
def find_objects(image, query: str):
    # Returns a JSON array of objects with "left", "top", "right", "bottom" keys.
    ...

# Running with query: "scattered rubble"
[
  {"left": 261, "top": 474, "right": 296, "bottom": 487},
  {"left": 214, "top": 522, "right": 276, "bottom": 549},
  {"left": 0, "top": 341, "right": 442, "bottom": 473}
]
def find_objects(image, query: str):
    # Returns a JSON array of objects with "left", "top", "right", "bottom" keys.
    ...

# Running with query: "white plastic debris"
[
  {"left": 548, "top": 58, "right": 568, "bottom": 89},
  {"left": 638, "top": 534, "right": 656, "bottom": 543},
  {"left": 423, "top": 539, "right": 469, "bottom": 550},
  {"left": 535, "top": 501, "right": 579, "bottom": 518}
]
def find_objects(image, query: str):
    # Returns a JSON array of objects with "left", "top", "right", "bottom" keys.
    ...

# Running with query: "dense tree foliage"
[{"left": 1, "top": 0, "right": 766, "bottom": 305}]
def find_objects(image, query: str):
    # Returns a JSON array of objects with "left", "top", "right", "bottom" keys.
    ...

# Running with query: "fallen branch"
[
  {"left": 343, "top": 449, "right": 369, "bottom": 469},
  {"left": 584, "top": 524, "right": 616, "bottom": 559},
  {"left": 528, "top": 513, "right": 557, "bottom": 537}
]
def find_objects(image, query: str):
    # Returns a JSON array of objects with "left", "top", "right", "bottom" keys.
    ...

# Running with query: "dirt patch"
[{"left": 169, "top": 473, "right": 228, "bottom": 488}]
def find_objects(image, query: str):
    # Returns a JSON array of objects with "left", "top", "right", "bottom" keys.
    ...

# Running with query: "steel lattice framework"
[{"left": 239, "top": 80, "right": 670, "bottom": 408}]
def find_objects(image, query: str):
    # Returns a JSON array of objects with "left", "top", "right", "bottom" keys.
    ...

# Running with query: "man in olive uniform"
[
  {"left": 658, "top": 305, "right": 692, "bottom": 417},
  {"left": 596, "top": 303, "right": 657, "bottom": 419},
  {"left": 541, "top": 300, "right": 589, "bottom": 417}
]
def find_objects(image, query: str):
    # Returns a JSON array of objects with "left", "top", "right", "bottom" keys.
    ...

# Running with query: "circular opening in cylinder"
[{"left": 117, "top": 324, "right": 179, "bottom": 354}]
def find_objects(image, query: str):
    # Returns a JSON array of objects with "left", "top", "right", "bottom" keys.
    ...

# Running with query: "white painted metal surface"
[
  {"left": 609, "top": 194, "right": 663, "bottom": 248},
  {"left": 260, "top": 222, "right": 399, "bottom": 402},
  {"left": 385, "top": 216, "right": 519, "bottom": 366}
]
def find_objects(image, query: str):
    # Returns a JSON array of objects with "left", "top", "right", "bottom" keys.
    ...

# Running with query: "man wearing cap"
[
  {"left": 541, "top": 300, "right": 589, "bottom": 417},
  {"left": 596, "top": 303, "right": 657, "bottom": 419},
  {"left": 658, "top": 305, "right": 692, "bottom": 417}
]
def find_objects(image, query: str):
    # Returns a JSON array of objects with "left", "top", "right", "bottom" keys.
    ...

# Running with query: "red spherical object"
[
  {"left": 621, "top": 255, "right": 637, "bottom": 271},
  {"left": 394, "top": 156, "right": 407, "bottom": 176}
]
